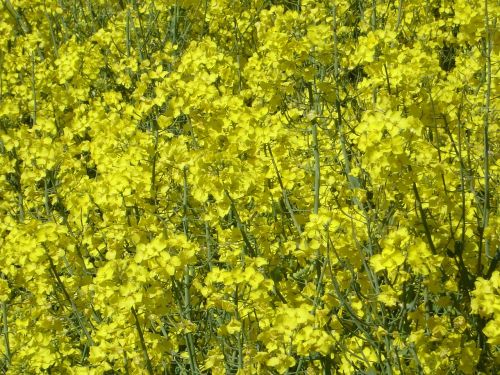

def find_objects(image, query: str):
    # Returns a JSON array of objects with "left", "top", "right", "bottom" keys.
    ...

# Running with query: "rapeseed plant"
[{"left": 0, "top": 0, "right": 498, "bottom": 373}]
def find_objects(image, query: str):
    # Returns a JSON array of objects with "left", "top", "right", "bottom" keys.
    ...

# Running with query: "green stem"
[
  {"left": 478, "top": 0, "right": 492, "bottom": 274},
  {"left": 267, "top": 144, "right": 302, "bottom": 235},
  {"left": 44, "top": 9, "right": 59, "bottom": 58},
  {"left": 3, "top": 0, "right": 31, "bottom": 34},
  {"left": 126, "top": 9, "right": 132, "bottom": 57},
  {"left": 46, "top": 251, "right": 94, "bottom": 346},
  {"left": 312, "top": 120, "right": 320, "bottom": 215},
  {"left": 31, "top": 53, "right": 37, "bottom": 126},
  {"left": 0, "top": 51, "right": 3, "bottom": 100},
  {"left": 2, "top": 302, "right": 10, "bottom": 368},
  {"left": 181, "top": 168, "right": 199, "bottom": 374},
  {"left": 225, "top": 191, "right": 256, "bottom": 257},
  {"left": 412, "top": 181, "right": 437, "bottom": 255},
  {"left": 131, "top": 307, "right": 154, "bottom": 375},
  {"left": 234, "top": 286, "right": 243, "bottom": 369},
  {"left": 332, "top": 5, "right": 359, "bottom": 192}
]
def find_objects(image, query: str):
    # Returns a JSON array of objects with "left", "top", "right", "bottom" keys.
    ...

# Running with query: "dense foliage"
[{"left": 0, "top": 0, "right": 498, "bottom": 373}]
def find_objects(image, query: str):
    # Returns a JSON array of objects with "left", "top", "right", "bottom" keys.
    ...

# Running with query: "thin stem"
[
  {"left": 412, "top": 181, "right": 437, "bottom": 255},
  {"left": 395, "top": 0, "right": 404, "bottom": 30},
  {"left": 371, "top": 0, "right": 378, "bottom": 105},
  {"left": 267, "top": 144, "right": 302, "bottom": 234},
  {"left": 123, "top": 350, "right": 130, "bottom": 375},
  {"left": 131, "top": 307, "right": 154, "bottom": 375},
  {"left": 31, "top": 53, "right": 37, "bottom": 126},
  {"left": 233, "top": 286, "right": 243, "bottom": 369},
  {"left": 225, "top": 191, "right": 256, "bottom": 257},
  {"left": 478, "top": 0, "right": 492, "bottom": 273},
  {"left": 0, "top": 51, "right": 3, "bottom": 100},
  {"left": 181, "top": 167, "right": 199, "bottom": 374},
  {"left": 150, "top": 118, "right": 159, "bottom": 209},
  {"left": 233, "top": 17, "right": 243, "bottom": 93},
  {"left": 18, "top": 192, "right": 24, "bottom": 222},
  {"left": 46, "top": 251, "right": 94, "bottom": 346},
  {"left": 332, "top": 5, "right": 359, "bottom": 191},
  {"left": 44, "top": 178, "right": 51, "bottom": 219},
  {"left": 182, "top": 166, "right": 189, "bottom": 236},
  {"left": 3, "top": 0, "right": 31, "bottom": 35},
  {"left": 205, "top": 222, "right": 213, "bottom": 271},
  {"left": 43, "top": 3, "right": 59, "bottom": 58},
  {"left": 2, "top": 302, "right": 10, "bottom": 368},
  {"left": 305, "top": 77, "right": 321, "bottom": 215},
  {"left": 126, "top": 9, "right": 132, "bottom": 57},
  {"left": 312, "top": 120, "right": 320, "bottom": 215}
]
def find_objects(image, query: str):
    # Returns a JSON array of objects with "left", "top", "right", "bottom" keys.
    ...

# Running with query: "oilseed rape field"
[{"left": 0, "top": 0, "right": 499, "bottom": 374}]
